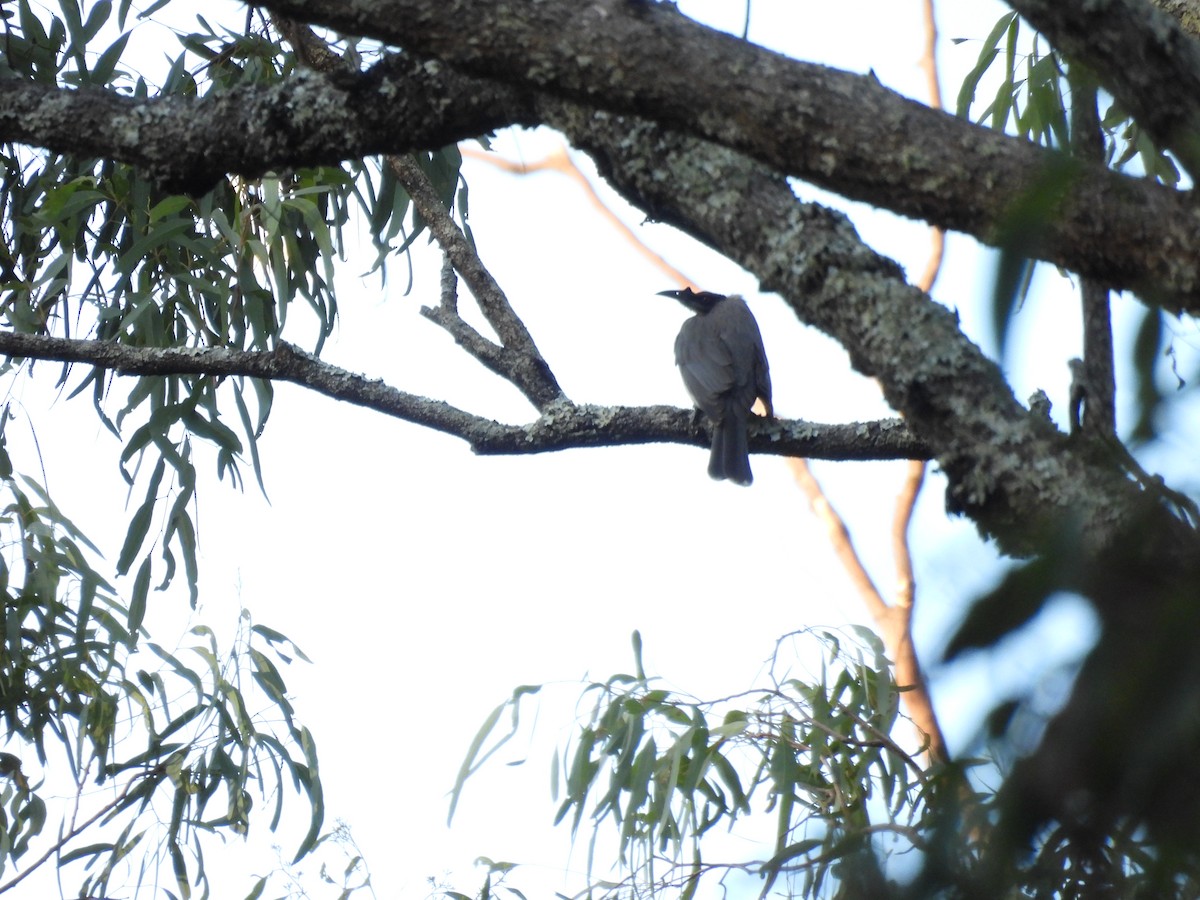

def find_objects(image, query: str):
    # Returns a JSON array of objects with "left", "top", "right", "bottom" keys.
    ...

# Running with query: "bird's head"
[{"left": 657, "top": 287, "right": 726, "bottom": 314}]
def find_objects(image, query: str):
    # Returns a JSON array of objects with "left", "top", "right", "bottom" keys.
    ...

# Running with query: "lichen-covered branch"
[
  {"left": 0, "top": 57, "right": 537, "bottom": 195},
  {"left": 248, "top": 0, "right": 1200, "bottom": 311}
]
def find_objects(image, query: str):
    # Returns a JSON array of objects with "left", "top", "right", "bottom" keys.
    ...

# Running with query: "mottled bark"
[{"left": 249, "top": 0, "right": 1200, "bottom": 311}]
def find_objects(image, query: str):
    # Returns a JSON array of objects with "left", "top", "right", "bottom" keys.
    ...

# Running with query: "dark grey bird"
[{"left": 658, "top": 288, "right": 773, "bottom": 486}]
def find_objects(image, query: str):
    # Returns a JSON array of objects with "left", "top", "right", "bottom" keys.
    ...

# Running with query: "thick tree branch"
[
  {"left": 0, "top": 57, "right": 537, "bottom": 195},
  {"left": 245, "top": 0, "right": 1200, "bottom": 312},
  {"left": 0, "top": 331, "right": 928, "bottom": 461},
  {"left": 1008, "top": 0, "right": 1200, "bottom": 176},
  {"left": 6, "top": 7, "right": 1200, "bottom": 310}
]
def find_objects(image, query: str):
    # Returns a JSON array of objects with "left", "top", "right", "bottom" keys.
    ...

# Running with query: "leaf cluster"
[
  {"left": 1, "top": 0, "right": 468, "bottom": 613},
  {"left": 449, "top": 624, "right": 1200, "bottom": 899},
  {"left": 955, "top": 11, "right": 1193, "bottom": 443},
  {"left": 452, "top": 629, "right": 973, "bottom": 899},
  {"left": 0, "top": 405, "right": 323, "bottom": 896}
]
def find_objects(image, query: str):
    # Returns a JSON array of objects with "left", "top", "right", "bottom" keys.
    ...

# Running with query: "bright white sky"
[{"left": 5, "top": 0, "right": 1159, "bottom": 896}]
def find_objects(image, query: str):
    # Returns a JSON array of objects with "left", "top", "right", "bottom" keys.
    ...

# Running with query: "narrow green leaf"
[
  {"left": 447, "top": 701, "right": 505, "bottom": 826},
  {"left": 81, "top": 0, "right": 112, "bottom": 41},
  {"left": 955, "top": 12, "right": 1015, "bottom": 119},
  {"left": 115, "top": 458, "right": 164, "bottom": 574},
  {"left": 291, "top": 726, "right": 324, "bottom": 862},
  {"left": 127, "top": 556, "right": 151, "bottom": 636},
  {"left": 92, "top": 31, "right": 130, "bottom": 84},
  {"left": 58, "top": 842, "right": 115, "bottom": 865}
]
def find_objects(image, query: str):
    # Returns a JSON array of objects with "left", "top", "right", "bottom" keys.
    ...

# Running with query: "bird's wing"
[
  {"left": 675, "top": 316, "right": 735, "bottom": 418},
  {"left": 712, "top": 298, "right": 771, "bottom": 411}
]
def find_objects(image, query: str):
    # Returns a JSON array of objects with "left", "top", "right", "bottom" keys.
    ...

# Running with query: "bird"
[{"left": 658, "top": 288, "right": 772, "bottom": 485}]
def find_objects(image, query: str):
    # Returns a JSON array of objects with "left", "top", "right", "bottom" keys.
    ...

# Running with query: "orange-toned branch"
[
  {"left": 788, "top": 458, "right": 887, "bottom": 622},
  {"left": 786, "top": 0, "right": 949, "bottom": 766}
]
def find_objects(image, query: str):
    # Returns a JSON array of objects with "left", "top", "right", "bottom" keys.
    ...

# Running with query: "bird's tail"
[{"left": 708, "top": 414, "right": 753, "bottom": 486}]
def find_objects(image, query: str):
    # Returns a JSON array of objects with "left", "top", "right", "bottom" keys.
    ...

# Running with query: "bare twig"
[
  {"left": 388, "top": 154, "right": 564, "bottom": 411},
  {"left": 267, "top": 18, "right": 564, "bottom": 413},
  {"left": 419, "top": 269, "right": 521, "bottom": 393},
  {"left": 0, "top": 771, "right": 152, "bottom": 894}
]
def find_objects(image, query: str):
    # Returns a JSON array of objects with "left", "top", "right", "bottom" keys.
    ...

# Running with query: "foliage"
[
  {"left": 0, "top": 0, "right": 465, "bottom": 606},
  {"left": 449, "top": 627, "right": 1200, "bottom": 899},
  {"left": 0, "top": 411, "right": 321, "bottom": 897},
  {"left": 954, "top": 11, "right": 1190, "bottom": 445},
  {"left": 247, "top": 821, "right": 377, "bottom": 900},
  {"left": 955, "top": 12, "right": 1179, "bottom": 185},
  {"left": 451, "top": 630, "right": 983, "bottom": 899},
  {"left": 0, "top": 0, "right": 488, "bottom": 893}
]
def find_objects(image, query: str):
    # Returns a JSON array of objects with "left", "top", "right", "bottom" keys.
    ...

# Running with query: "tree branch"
[
  {"left": 0, "top": 331, "right": 928, "bottom": 461},
  {"left": 0, "top": 57, "right": 537, "bottom": 196},
  {"left": 389, "top": 154, "right": 564, "bottom": 411},
  {"left": 243, "top": 0, "right": 1200, "bottom": 312},
  {"left": 0, "top": 770, "right": 149, "bottom": 895}
]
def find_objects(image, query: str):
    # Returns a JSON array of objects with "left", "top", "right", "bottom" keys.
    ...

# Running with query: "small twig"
[
  {"left": 0, "top": 771, "right": 152, "bottom": 894},
  {"left": 268, "top": 20, "right": 563, "bottom": 413},
  {"left": 388, "top": 154, "right": 564, "bottom": 411},
  {"left": 420, "top": 299, "right": 515, "bottom": 388},
  {"left": 420, "top": 254, "right": 516, "bottom": 375}
]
